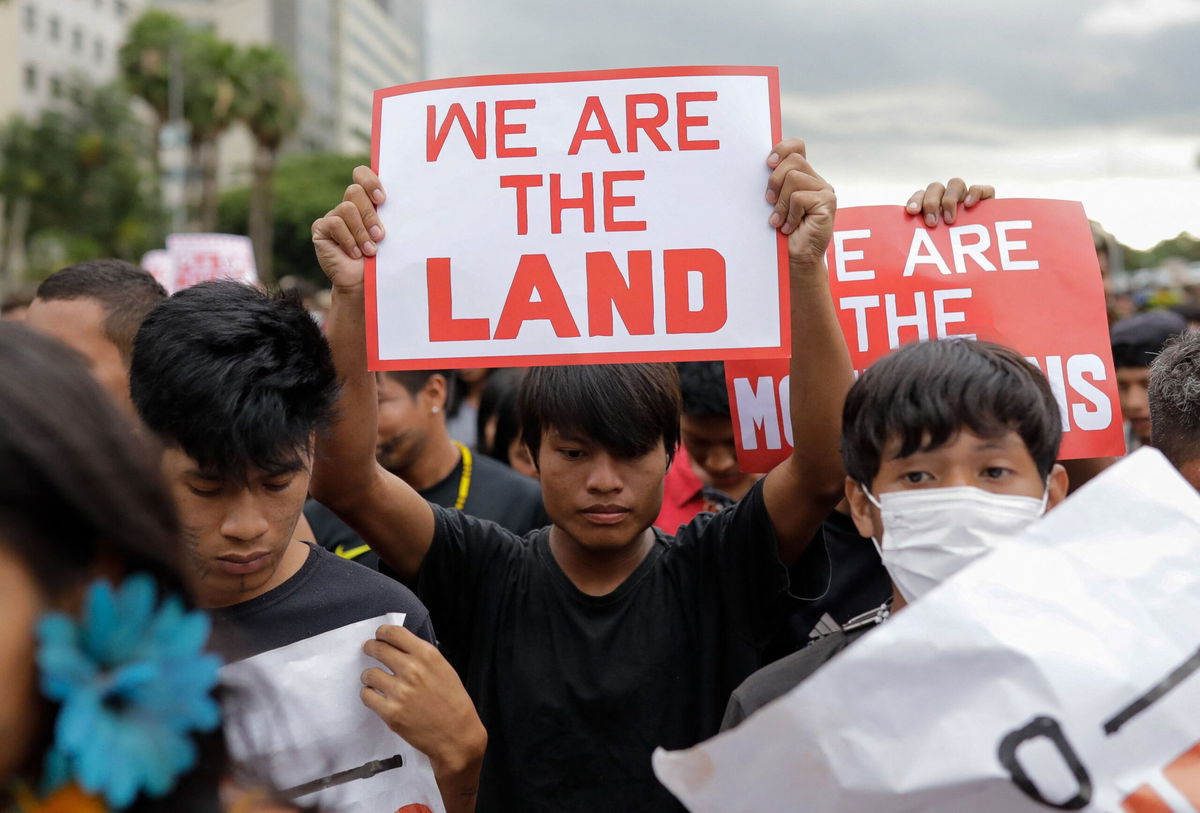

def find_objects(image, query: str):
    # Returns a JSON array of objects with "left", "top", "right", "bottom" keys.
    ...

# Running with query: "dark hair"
[
  {"left": 0, "top": 323, "right": 233, "bottom": 810},
  {"left": 0, "top": 322, "right": 182, "bottom": 594},
  {"left": 1149, "top": 330, "right": 1200, "bottom": 467},
  {"left": 842, "top": 339, "right": 1062, "bottom": 486},
  {"left": 477, "top": 368, "right": 525, "bottom": 460},
  {"left": 519, "top": 363, "right": 680, "bottom": 465},
  {"left": 383, "top": 369, "right": 455, "bottom": 401},
  {"left": 676, "top": 361, "right": 729, "bottom": 418},
  {"left": 130, "top": 281, "right": 338, "bottom": 483},
  {"left": 1169, "top": 302, "right": 1200, "bottom": 326},
  {"left": 2, "top": 287, "right": 34, "bottom": 315},
  {"left": 35, "top": 259, "right": 167, "bottom": 360},
  {"left": 1110, "top": 309, "right": 1187, "bottom": 369}
]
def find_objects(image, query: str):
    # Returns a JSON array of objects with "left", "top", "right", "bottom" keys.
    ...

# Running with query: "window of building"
[
  {"left": 115, "top": 0, "right": 128, "bottom": 17},
  {"left": 24, "top": 65, "right": 37, "bottom": 92},
  {"left": 72, "top": 28, "right": 83, "bottom": 53},
  {"left": 49, "top": 15, "right": 61, "bottom": 42},
  {"left": 51, "top": 76, "right": 63, "bottom": 98},
  {"left": 23, "top": 4, "right": 36, "bottom": 33},
  {"left": 94, "top": 38, "right": 105, "bottom": 63}
]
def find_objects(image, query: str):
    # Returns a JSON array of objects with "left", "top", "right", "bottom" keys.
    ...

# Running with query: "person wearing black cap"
[{"left": 1110, "top": 310, "right": 1187, "bottom": 451}]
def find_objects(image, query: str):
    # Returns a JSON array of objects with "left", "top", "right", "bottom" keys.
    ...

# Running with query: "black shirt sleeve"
[
  {"left": 671, "top": 479, "right": 790, "bottom": 647},
  {"left": 416, "top": 504, "right": 527, "bottom": 663}
]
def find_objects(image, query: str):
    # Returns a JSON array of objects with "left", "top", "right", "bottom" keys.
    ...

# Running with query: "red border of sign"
[{"left": 367, "top": 65, "right": 785, "bottom": 371}]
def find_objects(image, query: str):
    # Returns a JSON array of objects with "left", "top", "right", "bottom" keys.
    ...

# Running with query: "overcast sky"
[{"left": 428, "top": 0, "right": 1199, "bottom": 249}]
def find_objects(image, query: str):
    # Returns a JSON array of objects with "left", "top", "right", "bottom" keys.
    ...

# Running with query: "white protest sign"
[
  {"left": 165, "top": 233, "right": 258, "bottom": 293},
  {"left": 654, "top": 449, "right": 1200, "bottom": 812},
  {"left": 367, "top": 66, "right": 786, "bottom": 370},
  {"left": 221, "top": 614, "right": 446, "bottom": 813}
]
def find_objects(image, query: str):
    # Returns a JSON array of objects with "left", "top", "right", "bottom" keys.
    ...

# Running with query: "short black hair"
[
  {"left": 383, "top": 369, "right": 455, "bottom": 401},
  {"left": 477, "top": 368, "right": 525, "bottom": 461},
  {"left": 842, "top": 339, "right": 1062, "bottom": 486},
  {"left": 36, "top": 259, "right": 167, "bottom": 360},
  {"left": 130, "top": 281, "right": 339, "bottom": 482},
  {"left": 1110, "top": 310, "right": 1186, "bottom": 369},
  {"left": 519, "top": 363, "right": 680, "bottom": 465},
  {"left": 1149, "top": 330, "right": 1200, "bottom": 467},
  {"left": 676, "top": 361, "right": 729, "bottom": 418}
]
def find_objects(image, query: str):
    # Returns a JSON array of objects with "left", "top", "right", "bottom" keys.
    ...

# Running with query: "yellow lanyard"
[
  {"left": 452, "top": 441, "right": 473, "bottom": 511},
  {"left": 336, "top": 442, "right": 472, "bottom": 561}
]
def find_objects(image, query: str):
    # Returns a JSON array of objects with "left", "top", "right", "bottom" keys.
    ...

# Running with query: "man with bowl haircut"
[{"left": 310, "top": 140, "right": 984, "bottom": 810}]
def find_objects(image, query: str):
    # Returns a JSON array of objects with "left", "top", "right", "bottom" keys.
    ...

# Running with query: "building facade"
[
  {"left": 1, "top": 0, "right": 148, "bottom": 122},
  {"left": 153, "top": 0, "right": 425, "bottom": 157}
]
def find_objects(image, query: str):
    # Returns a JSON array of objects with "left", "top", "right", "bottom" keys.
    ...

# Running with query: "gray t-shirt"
[
  {"left": 721, "top": 603, "right": 890, "bottom": 730},
  {"left": 209, "top": 542, "right": 435, "bottom": 662}
]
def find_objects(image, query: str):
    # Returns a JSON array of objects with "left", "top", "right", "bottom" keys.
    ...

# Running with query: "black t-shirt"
[
  {"left": 419, "top": 480, "right": 789, "bottom": 813},
  {"left": 209, "top": 542, "right": 436, "bottom": 662},
  {"left": 763, "top": 509, "right": 892, "bottom": 662},
  {"left": 304, "top": 452, "right": 549, "bottom": 571}
]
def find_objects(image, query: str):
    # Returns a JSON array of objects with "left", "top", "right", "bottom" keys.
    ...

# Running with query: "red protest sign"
[
  {"left": 366, "top": 66, "right": 786, "bottom": 370},
  {"left": 727, "top": 199, "right": 1124, "bottom": 472}
]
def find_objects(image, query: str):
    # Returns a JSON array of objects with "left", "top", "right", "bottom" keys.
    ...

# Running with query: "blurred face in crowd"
[
  {"left": 847, "top": 428, "right": 1066, "bottom": 542},
  {"left": 680, "top": 414, "right": 758, "bottom": 499},
  {"left": 376, "top": 373, "right": 443, "bottom": 476},
  {"left": 1117, "top": 366, "right": 1152, "bottom": 445},
  {"left": 536, "top": 429, "right": 667, "bottom": 550},
  {"left": 160, "top": 446, "right": 310, "bottom": 608},
  {"left": 25, "top": 297, "right": 131, "bottom": 411},
  {"left": 0, "top": 544, "right": 44, "bottom": 784},
  {"left": 508, "top": 436, "right": 538, "bottom": 479}
]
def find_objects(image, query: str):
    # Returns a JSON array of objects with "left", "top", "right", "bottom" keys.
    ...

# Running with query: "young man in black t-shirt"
[
  {"left": 130, "top": 282, "right": 485, "bottom": 812},
  {"left": 310, "top": 139, "right": 864, "bottom": 812},
  {"left": 305, "top": 368, "right": 547, "bottom": 570},
  {"left": 722, "top": 337, "right": 1071, "bottom": 729}
]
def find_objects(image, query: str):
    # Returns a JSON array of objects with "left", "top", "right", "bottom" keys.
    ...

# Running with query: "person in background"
[
  {"left": 657, "top": 361, "right": 761, "bottom": 534},
  {"left": 445, "top": 368, "right": 490, "bottom": 447},
  {"left": 1148, "top": 330, "right": 1200, "bottom": 489},
  {"left": 475, "top": 368, "right": 537, "bottom": 478},
  {"left": 130, "top": 281, "right": 486, "bottom": 811},
  {"left": 305, "top": 368, "right": 548, "bottom": 570},
  {"left": 1110, "top": 309, "right": 1187, "bottom": 452},
  {"left": 24, "top": 259, "right": 166, "bottom": 416}
]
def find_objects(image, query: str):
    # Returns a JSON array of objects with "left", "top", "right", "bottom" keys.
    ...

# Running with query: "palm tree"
[
  {"left": 184, "top": 30, "right": 239, "bottom": 231},
  {"left": 118, "top": 10, "right": 189, "bottom": 178},
  {"left": 235, "top": 46, "right": 303, "bottom": 284}
]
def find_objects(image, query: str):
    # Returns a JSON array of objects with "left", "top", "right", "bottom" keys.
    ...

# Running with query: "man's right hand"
[{"left": 311, "top": 166, "right": 387, "bottom": 290}]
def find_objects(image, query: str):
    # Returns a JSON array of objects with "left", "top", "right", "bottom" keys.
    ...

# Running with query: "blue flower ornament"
[{"left": 35, "top": 574, "right": 223, "bottom": 809}]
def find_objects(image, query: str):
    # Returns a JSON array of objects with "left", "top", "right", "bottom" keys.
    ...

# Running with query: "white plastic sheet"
[
  {"left": 222, "top": 614, "right": 446, "bottom": 813},
  {"left": 654, "top": 449, "right": 1200, "bottom": 812}
]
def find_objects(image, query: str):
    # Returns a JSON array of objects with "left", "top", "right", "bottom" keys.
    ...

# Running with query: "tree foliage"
[
  {"left": 0, "top": 82, "right": 166, "bottom": 285},
  {"left": 1122, "top": 233, "right": 1200, "bottom": 270},
  {"left": 219, "top": 152, "right": 367, "bottom": 286},
  {"left": 235, "top": 46, "right": 304, "bottom": 283}
]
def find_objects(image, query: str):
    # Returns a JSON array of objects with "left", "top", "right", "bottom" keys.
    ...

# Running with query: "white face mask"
[{"left": 864, "top": 485, "right": 1049, "bottom": 603}]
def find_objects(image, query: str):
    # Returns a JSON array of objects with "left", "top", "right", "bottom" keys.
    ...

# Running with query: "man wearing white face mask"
[{"left": 721, "top": 338, "right": 1069, "bottom": 729}]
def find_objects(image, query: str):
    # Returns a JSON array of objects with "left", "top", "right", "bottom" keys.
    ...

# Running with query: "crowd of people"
[{"left": 1, "top": 140, "right": 1196, "bottom": 813}]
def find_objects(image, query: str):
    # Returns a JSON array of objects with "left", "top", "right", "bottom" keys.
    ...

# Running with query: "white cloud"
[{"left": 1083, "top": 0, "right": 1200, "bottom": 35}]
